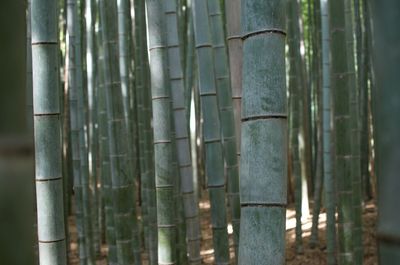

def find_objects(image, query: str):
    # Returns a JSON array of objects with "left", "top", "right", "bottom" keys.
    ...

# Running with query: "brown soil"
[{"left": 69, "top": 200, "right": 378, "bottom": 265}]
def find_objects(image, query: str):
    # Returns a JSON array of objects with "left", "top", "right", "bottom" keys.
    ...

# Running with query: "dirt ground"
[{"left": 69, "top": 200, "right": 377, "bottom": 265}]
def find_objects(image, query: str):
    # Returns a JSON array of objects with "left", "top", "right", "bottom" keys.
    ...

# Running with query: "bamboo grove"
[{"left": 1, "top": 0, "right": 399, "bottom": 264}]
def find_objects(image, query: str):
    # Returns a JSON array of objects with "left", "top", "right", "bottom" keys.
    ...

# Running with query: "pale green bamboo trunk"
[
  {"left": 145, "top": 0, "right": 177, "bottom": 264},
  {"left": 373, "top": 0, "right": 400, "bottom": 263},
  {"left": 192, "top": 0, "right": 230, "bottom": 263},
  {"left": 99, "top": 0, "right": 139, "bottom": 263},
  {"left": 330, "top": 0, "right": 354, "bottom": 263},
  {"left": 320, "top": 1, "right": 337, "bottom": 264},
  {"left": 31, "top": 0, "right": 67, "bottom": 263},
  {"left": 239, "top": 1, "right": 287, "bottom": 264},
  {"left": 164, "top": 0, "right": 202, "bottom": 264},
  {"left": 207, "top": 0, "right": 241, "bottom": 258}
]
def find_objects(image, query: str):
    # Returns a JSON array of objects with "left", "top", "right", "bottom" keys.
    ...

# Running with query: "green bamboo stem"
[
  {"left": 99, "top": 0, "right": 138, "bottom": 263},
  {"left": 345, "top": 0, "right": 363, "bottom": 263},
  {"left": 134, "top": 0, "right": 158, "bottom": 262},
  {"left": 184, "top": 0, "right": 195, "bottom": 123},
  {"left": 116, "top": 0, "right": 141, "bottom": 262},
  {"left": 75, "top": 0, "right": 96, "bottom": 262},
  {"left": 31, "top": 0, "right": 67, "bottom": 263},
  {"left": 207, "top": 0, "right": 241, "bottom": 258},
  {"left": 239, "top": 1, "right": 287, "bottom": 264},
  {"left": 96, "top": 18, "right": 118, "bottom": 264},
  {"left": 359, "top": 0, "right": 372, "bottom": 201},
  {"left": 373, "top": 1, "right": 400, "bottom": 262},
  {"left": 192, "top": 0, "right": 230, "bottom": 263},
  {"left": 164, "top": 0, "right": 201, "bottom": 264},
  {"left": 310, "top": 0, "right": 324, "bottom": 248},
  {"left": 320, "top": 1, "right": 337, "bottom": 264},
  {"left": 330, "top": 0, "right": 355, "bottom": 263},
  {"left": 66, "top": 0, "right": 90, "bottom": 263},
  {"left": 224, "top": 0, "right": 241, "bottom": 173},
  {"left": 85, "top": 0, "right": 101, "bottom": 257},
  {"left": 145, "top": 0, "right": 177, "bottom": 264},
  {"left": 287, "top": 0, "right": 305, "bottom": 254}
]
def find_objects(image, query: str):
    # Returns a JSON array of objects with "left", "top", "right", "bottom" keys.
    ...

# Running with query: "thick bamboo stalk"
[
  {"left": 99, "top": 0, "right": 139, "bottom": 263},
  {"left": 163, "top": 0, "right": 201, "bottom": 264},
  {"left": 320, "top": 1, "right": 337, "bottom": 264},
  {"left": 207, "top": 0, "right": 241, "bottom": 258},
  {"left": 192, "top": 0, "right": 230, "bottom": 263},
  {"left": 145, "top": 0, "right": 177, "bottom": 264},
  {"left": 373, "top": 1, "right": 400, "bottom": 262},
  {"left": 330, "top": 0, "right": 355, "bottom": 263},
  {"left": 239, "top": 1, "right": 287, "bottom": 264},
  {"left": 31, "top": 0, "right": 67, "bottom": 263}
]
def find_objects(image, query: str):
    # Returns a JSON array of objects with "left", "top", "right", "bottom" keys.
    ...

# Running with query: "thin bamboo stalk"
[
  {"left": 145, "top": 0, "right": 177, "bottom": 264},
  {"left": 207, "top": 0, "right": 241, "bottom": 258},
  {"left": 99, "top": 0, "right": 138, "bottom": 263},
  {"left": 163, "top": 0, "right": 201, "bottom": 264},
  {"left": 192, "top": 0, "right": 230, "bottom": 263},
  {"left": 320, "top": 1, "right": 337, "bottom": 264},
  {"left": 330, "top": 0, "right": 355, "bottom": 263}
]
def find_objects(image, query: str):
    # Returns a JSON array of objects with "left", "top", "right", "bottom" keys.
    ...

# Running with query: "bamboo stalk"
[
  {"left": 330, "top": 0, "right": 355, "bottom": 263},
  {"left": 31, "top": 0, "right": 67, "bottom": 263},
  {"left": 192, "top": 0, "right": 230, "bottom": 263},
  {"left": 207, "top": 0, "right": 241, "bottom": 258},
  {"left": 320, "top": 1, "right": 337, "bottom": 264},
  {"left": 99, "top": 0, "right": 139, "bottom": 263},
  {"left": 164, "top": 0, "right": 201, "bottom": 264},
  {"left": 145, "top": 0, "right": 177, "bottom": 264},
  {"left": 239, "top": 1, "right": 287, "bottom": 264}
]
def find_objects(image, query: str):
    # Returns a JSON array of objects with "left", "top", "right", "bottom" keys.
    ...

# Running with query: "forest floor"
[{"left": 68, "top": 199, "right": 377, "bottom": 265}]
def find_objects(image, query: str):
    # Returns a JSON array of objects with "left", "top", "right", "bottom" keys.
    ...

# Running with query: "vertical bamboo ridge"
[
  {"left": 192, "top": 0, "right": 230, "bottom": 263},
  {"left": 116, "top": 0, "right": 142, "bottom": 263},
  {"left": 344, "top": 0, "right": 363, "bottom": 263},
  {"left": 330, "top": 0, "right": 354, "bottom": 263},
  {"left": 99, "top": 0, "right": 138, "bottom": 263},
  {"left": 163, "top": 0, "right": 202, "bottom": 264},
  {"left": 31, "top": 0, "right": 67, "bottom": 263},
  {"left": 207, "top": 0, "right": 241, "bottom": 258},
  {"left": 239, "top": 1, "right": 287, "bottom": 264},
  {"left": 373, "top": 0, "right": 400, "bottom": 262},
  {"left": 320, "top": 0, "right": 337, "bottom": 264},
  {"left": 225, "top": 0, "right": 242, "bottom": 164},
  {"left": 145, "top": 0, "right": 177, "bottom": 264}
]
